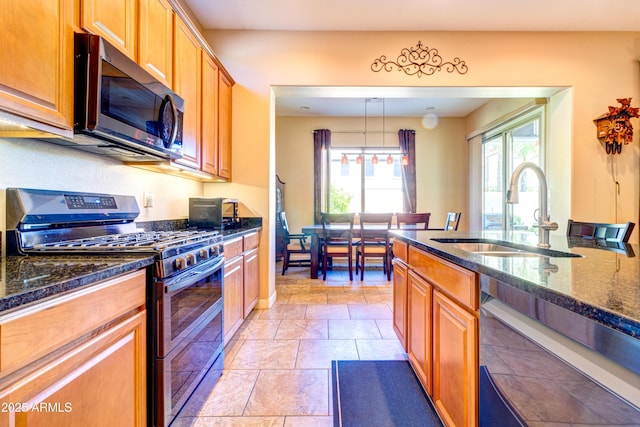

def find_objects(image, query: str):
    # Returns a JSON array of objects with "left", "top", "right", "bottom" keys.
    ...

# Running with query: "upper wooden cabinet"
[
  {"left": 138, "top": 0, "right": 173, "bottom": 87},
  {"left": 0, "top": 0, "right": 74, "bottom": 131},
  {"left": 81, "top": 0, "right": 137, "bottom": 59},
  {"left": 218, "top": 71, "right": 233, "bottom": 180},
  {"left": 201, "top": 53, "right": 220, "bottom": 176},
  {"left": 172, "top": 17, "right": 202, "bottom": 170}
]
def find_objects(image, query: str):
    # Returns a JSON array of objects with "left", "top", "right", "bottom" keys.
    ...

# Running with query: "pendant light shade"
[
  {"left": 371, "top": 154, "right": 378, "bottom": 165},
  {"left": 386, "top": 154, "right": 394, "bottom": 164},
  {"left": 401, "top": 154, "right": 409, "bottom": 166},
  {"left": 356, "top": 154, "right": 363, "bottom": 164},
  {"left": 341, "top": 154, "right": 348, "bottom": 164}
]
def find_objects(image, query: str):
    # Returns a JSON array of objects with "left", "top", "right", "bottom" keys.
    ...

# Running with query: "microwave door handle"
[{"left": 164, "top": 94, "right": 179, "bottom": 146}]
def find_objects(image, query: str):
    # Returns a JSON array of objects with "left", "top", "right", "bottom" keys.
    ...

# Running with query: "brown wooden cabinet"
[
  {"left": 217, "top": 70, "right": 233, "bottom": 180},
  {"left": 0, "top": 270, "right": 147, "bottom": 426},
  {"left": 243, "top": 232, "right": 260, "bottom": 316},
  {"left": 81, "top": 0, "right": 137, "bottom": 59},
  {"left": 392, "top": 257, "right": 408, "bottom": 350},
  {"left": 393, "top": 243, "right": 479, "bottom": 427},
  {"left": 432, "top": 290, "right": 478, "bottom": 427},
  {"left": 407, "top": 269, "right": 432, "bottom": 394},
  {"left": 201, "top": 53, "right": 220, "bottom": 176},
  {"left": 0, "top": 0, "right": 74, "bottom": 132},
  {"left": 138, "top": 0, "right": 173, "bottom": 87},
  {"left": 172, "top": 16, "right": 201, "bottom": 170},
  {"left": 223, "top": 231, "right": 261, "bottom": 343},
  {"left": 223, "top": 249, "right": 244, "bottom": 344}
]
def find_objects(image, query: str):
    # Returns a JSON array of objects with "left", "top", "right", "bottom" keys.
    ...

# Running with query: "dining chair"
[
  {"left": 279, "top": 211, "right": 311, "bottom": 275},
  {"left": 444, "top": 212, "right": 462, "bottom": 230},
  {"left": 396, "top": 212, "right": 431, "bottom": 229},
  {"left": 356, "top": 212, "right": 393, "bottom": 280},
  {"left": 566, "top": 219, "right": 635, "bottom": 242},
  {"left": 429, "top": 212, "right": 461, "bottom": 231},
  {"left": 320, "top": 212, "right": 356, "bottom": 281}
]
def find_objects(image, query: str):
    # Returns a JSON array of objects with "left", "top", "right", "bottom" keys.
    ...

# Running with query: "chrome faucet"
[{"left": 506, "top": 162, "right": 558, "bottom": 248}]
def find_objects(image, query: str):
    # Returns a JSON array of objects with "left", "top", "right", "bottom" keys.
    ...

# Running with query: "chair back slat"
[
  {"left": 444, "top": 212, "right": 462, "bottom": 231},
  {"left": 396, "top": 212, "right": 430, "bottom": 230}
]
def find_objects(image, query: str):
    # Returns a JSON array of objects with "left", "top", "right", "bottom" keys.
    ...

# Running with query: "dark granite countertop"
[
  {"left": 0, "top": 254, "right": 155, "bottom": 314},
  {"left": 0, "top": 218, "right": 262, "bottom": 315},
  {"left": 390, "top": 230, "right": 640, "bottom": 340}
]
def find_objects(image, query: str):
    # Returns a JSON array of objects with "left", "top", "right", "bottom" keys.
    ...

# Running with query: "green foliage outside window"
[{"left": 329, "top": 186, "right": 353, "bottom": 213}]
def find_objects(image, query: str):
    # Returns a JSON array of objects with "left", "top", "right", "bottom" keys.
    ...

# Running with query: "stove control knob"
[
  {"left": 175, "top": 257, "right": 186, "bottom": 270},
  {"left": 209, "top": 246, "right": 218, "bottom": 257},
  {"left": 186, "top": 253, "right": 195, "bottom": 266},
  {"left": 200, "top": 249, "right": 209, "bottom": 260}
]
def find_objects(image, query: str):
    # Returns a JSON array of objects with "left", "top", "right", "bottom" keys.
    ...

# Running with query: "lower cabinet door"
[
  {"left": 0, "top": 311, "right": 146, "bottom": 427},
  {"left": 223, "top": 256, "right": 244, "bottom": 343},
  {"left": 407, "top": 270, "right": 432, "bottom": 394},
  {"left": 392, "top": 260, "right": 408, "bottom": 350},
  {"left": 432, "top": 290, "right": 478, "bottom": 427},
  {"left": 243, "top": 247, "right": 260, "bottom": 318}
]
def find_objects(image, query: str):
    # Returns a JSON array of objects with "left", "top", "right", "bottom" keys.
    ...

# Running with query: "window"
[
  {"left": 329, "top": 149, "right": 403, "bottom": 213},
  {"left": 482, "top": 107, "right": 545, "bottom": 231}
]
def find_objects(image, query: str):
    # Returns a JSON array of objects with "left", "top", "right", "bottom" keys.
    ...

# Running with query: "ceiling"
[{"left": 182, "top": 0, "right": 638, "bottom": 117}]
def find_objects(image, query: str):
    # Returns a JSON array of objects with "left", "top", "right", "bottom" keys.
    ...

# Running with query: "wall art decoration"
[
  {"left": 371, "top": 41, "right": 468, "bottom": 78},
  {"left": 593, "top": 98, "right": 639, "bottom": 155}
]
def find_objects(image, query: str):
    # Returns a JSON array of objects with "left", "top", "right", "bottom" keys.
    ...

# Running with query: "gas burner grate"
[{"left": 33, "top": 230, "right": 220, "bottom": 252}]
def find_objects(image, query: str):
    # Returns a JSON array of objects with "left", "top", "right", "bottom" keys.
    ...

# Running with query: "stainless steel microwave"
[{"left": 47, "top": 33, "right": 184, "bottom": 162}]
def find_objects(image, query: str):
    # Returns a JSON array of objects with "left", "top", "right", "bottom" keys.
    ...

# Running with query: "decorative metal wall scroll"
[
  {"left": 371, "top": 41, "right": 468, "bottom": 78},
  {"left": 593, "top": 98, "right": 639, "bottom": 155}
]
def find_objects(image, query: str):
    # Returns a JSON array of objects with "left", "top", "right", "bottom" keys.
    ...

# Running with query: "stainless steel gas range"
[{"left": 6, "top": 188, "right": 224, "bottom": 427}]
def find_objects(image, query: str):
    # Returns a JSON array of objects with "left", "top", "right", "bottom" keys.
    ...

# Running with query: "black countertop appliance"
[{"left": 189, "top": 197, "right": 240, "bottom": 230}]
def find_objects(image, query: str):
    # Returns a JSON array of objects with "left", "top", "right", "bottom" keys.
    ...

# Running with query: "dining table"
[{"left": 300, "top": 224, "right": 392, "bottom": 279}]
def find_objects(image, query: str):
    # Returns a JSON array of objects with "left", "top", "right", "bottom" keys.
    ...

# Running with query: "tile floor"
[{"left": 172, "top": 263, "right": 405, "bottom": 426}]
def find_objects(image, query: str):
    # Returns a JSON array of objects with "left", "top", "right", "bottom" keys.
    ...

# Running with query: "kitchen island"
[{"left": 390, "top": 229, "right": 640, "bottom": 426}]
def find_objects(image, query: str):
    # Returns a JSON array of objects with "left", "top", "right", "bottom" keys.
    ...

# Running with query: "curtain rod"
[{"left": 311, "top": 131, "right": 397, "bottom": 134}]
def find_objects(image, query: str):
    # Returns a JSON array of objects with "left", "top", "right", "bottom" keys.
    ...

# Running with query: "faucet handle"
[{"left": 536, "top": 221, "right": 559, "bottom": 231}]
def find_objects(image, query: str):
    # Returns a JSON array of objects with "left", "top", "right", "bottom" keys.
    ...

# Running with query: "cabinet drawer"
[
  {"left": 393, "top": 240, "right": 408, "bottom": 262},
  {"left": 243, "top": 231, "right": 260, "bottom": 251},
  {"left": 408, "top": 246, "right": 478, "bottom": 311},
  {"left": 224, "top": 237, "right": 243, "bottom": 260},
  {"left": 0, "top": 269, "right": 146, "bottom": 376}
]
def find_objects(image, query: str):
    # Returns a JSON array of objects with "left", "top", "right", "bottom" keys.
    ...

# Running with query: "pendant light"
[
  {"left": 401, "top": 154, "right": 409, "bottom": 166},
  {"left": 386, "top": 154, "right": 394, "bottom": 164},
  {"left": 341, "top": 153, "right": 348, "bottom": 164},
  {"left": 371, "top": 154, "right": 378, "bottom": 164},
  {"left": 356, "top": 154, "right": 363, "bottom": 164}
]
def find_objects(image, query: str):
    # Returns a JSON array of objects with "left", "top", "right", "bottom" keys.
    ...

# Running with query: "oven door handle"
[{"left": 164, "top": 256, "right": 224, "bottom": 294}]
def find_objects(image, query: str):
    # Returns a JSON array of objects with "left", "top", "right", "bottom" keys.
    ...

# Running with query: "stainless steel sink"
[
  {"left": 431, "top": 238, "right": 582, "bottom": 258},
  {"left": 450, "top": 242, "right": 542, "bottom": 257}
]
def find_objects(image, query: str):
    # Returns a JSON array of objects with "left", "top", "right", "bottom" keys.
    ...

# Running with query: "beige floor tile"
[
  {"left": 363, "top": 292, "right": 393, "bottom": 304},
  {"left": 275, "top": 319, "right": 328, "bottom": 340},
  {"left": 254, "top": 304, "right": 307, "bottom": 320},
  {"left": 326, "top": 292, "right": 366, "bottom": 304},
  {"left": 223, "top": 338, "right": 245, "bottom": 368},
  {"left": 229, "top": 339, "right": 300, "bottom": 369},
  {"left": 356, "top": 339, "right": 408, "bottom": 360},
  {"left": 178, "top": 369, "right": 259, "bottom": 416},
  {"left": 375, "top": 319, "right": 399, "bottom": 339},
  {"left": 304, "top": 304, "right": 350, "bottom": 319},
  {"left": 284, "top": 416, "right": 334, "bottom": 426},
  {"left": 328, "top": 319, "right": 382, "bottom": 339},
  {"left": 234, "top": 319, "right": 281, "bottom": 340},
  {"left": 295, "top": 339, "right": 359, "bottom": 369},
  {"left": 244, "top": 369, "right": 329, "bottom": 416},
  {"left": 289, "top": 292, "right": 328, "bottom": 304},
  {"left": 347, "top": 303, "right": 393, "bottom": 319},
  {"left": 172, "top": 416, "right": 285, "bottom": 426}
]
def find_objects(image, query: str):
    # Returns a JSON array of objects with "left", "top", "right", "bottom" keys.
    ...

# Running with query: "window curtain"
[
  {"left": 398, "top": 129, "right": 416, "bottom": 213},
  {"left": 313, "top": 129, "right": 331, "bottom": 223}
]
